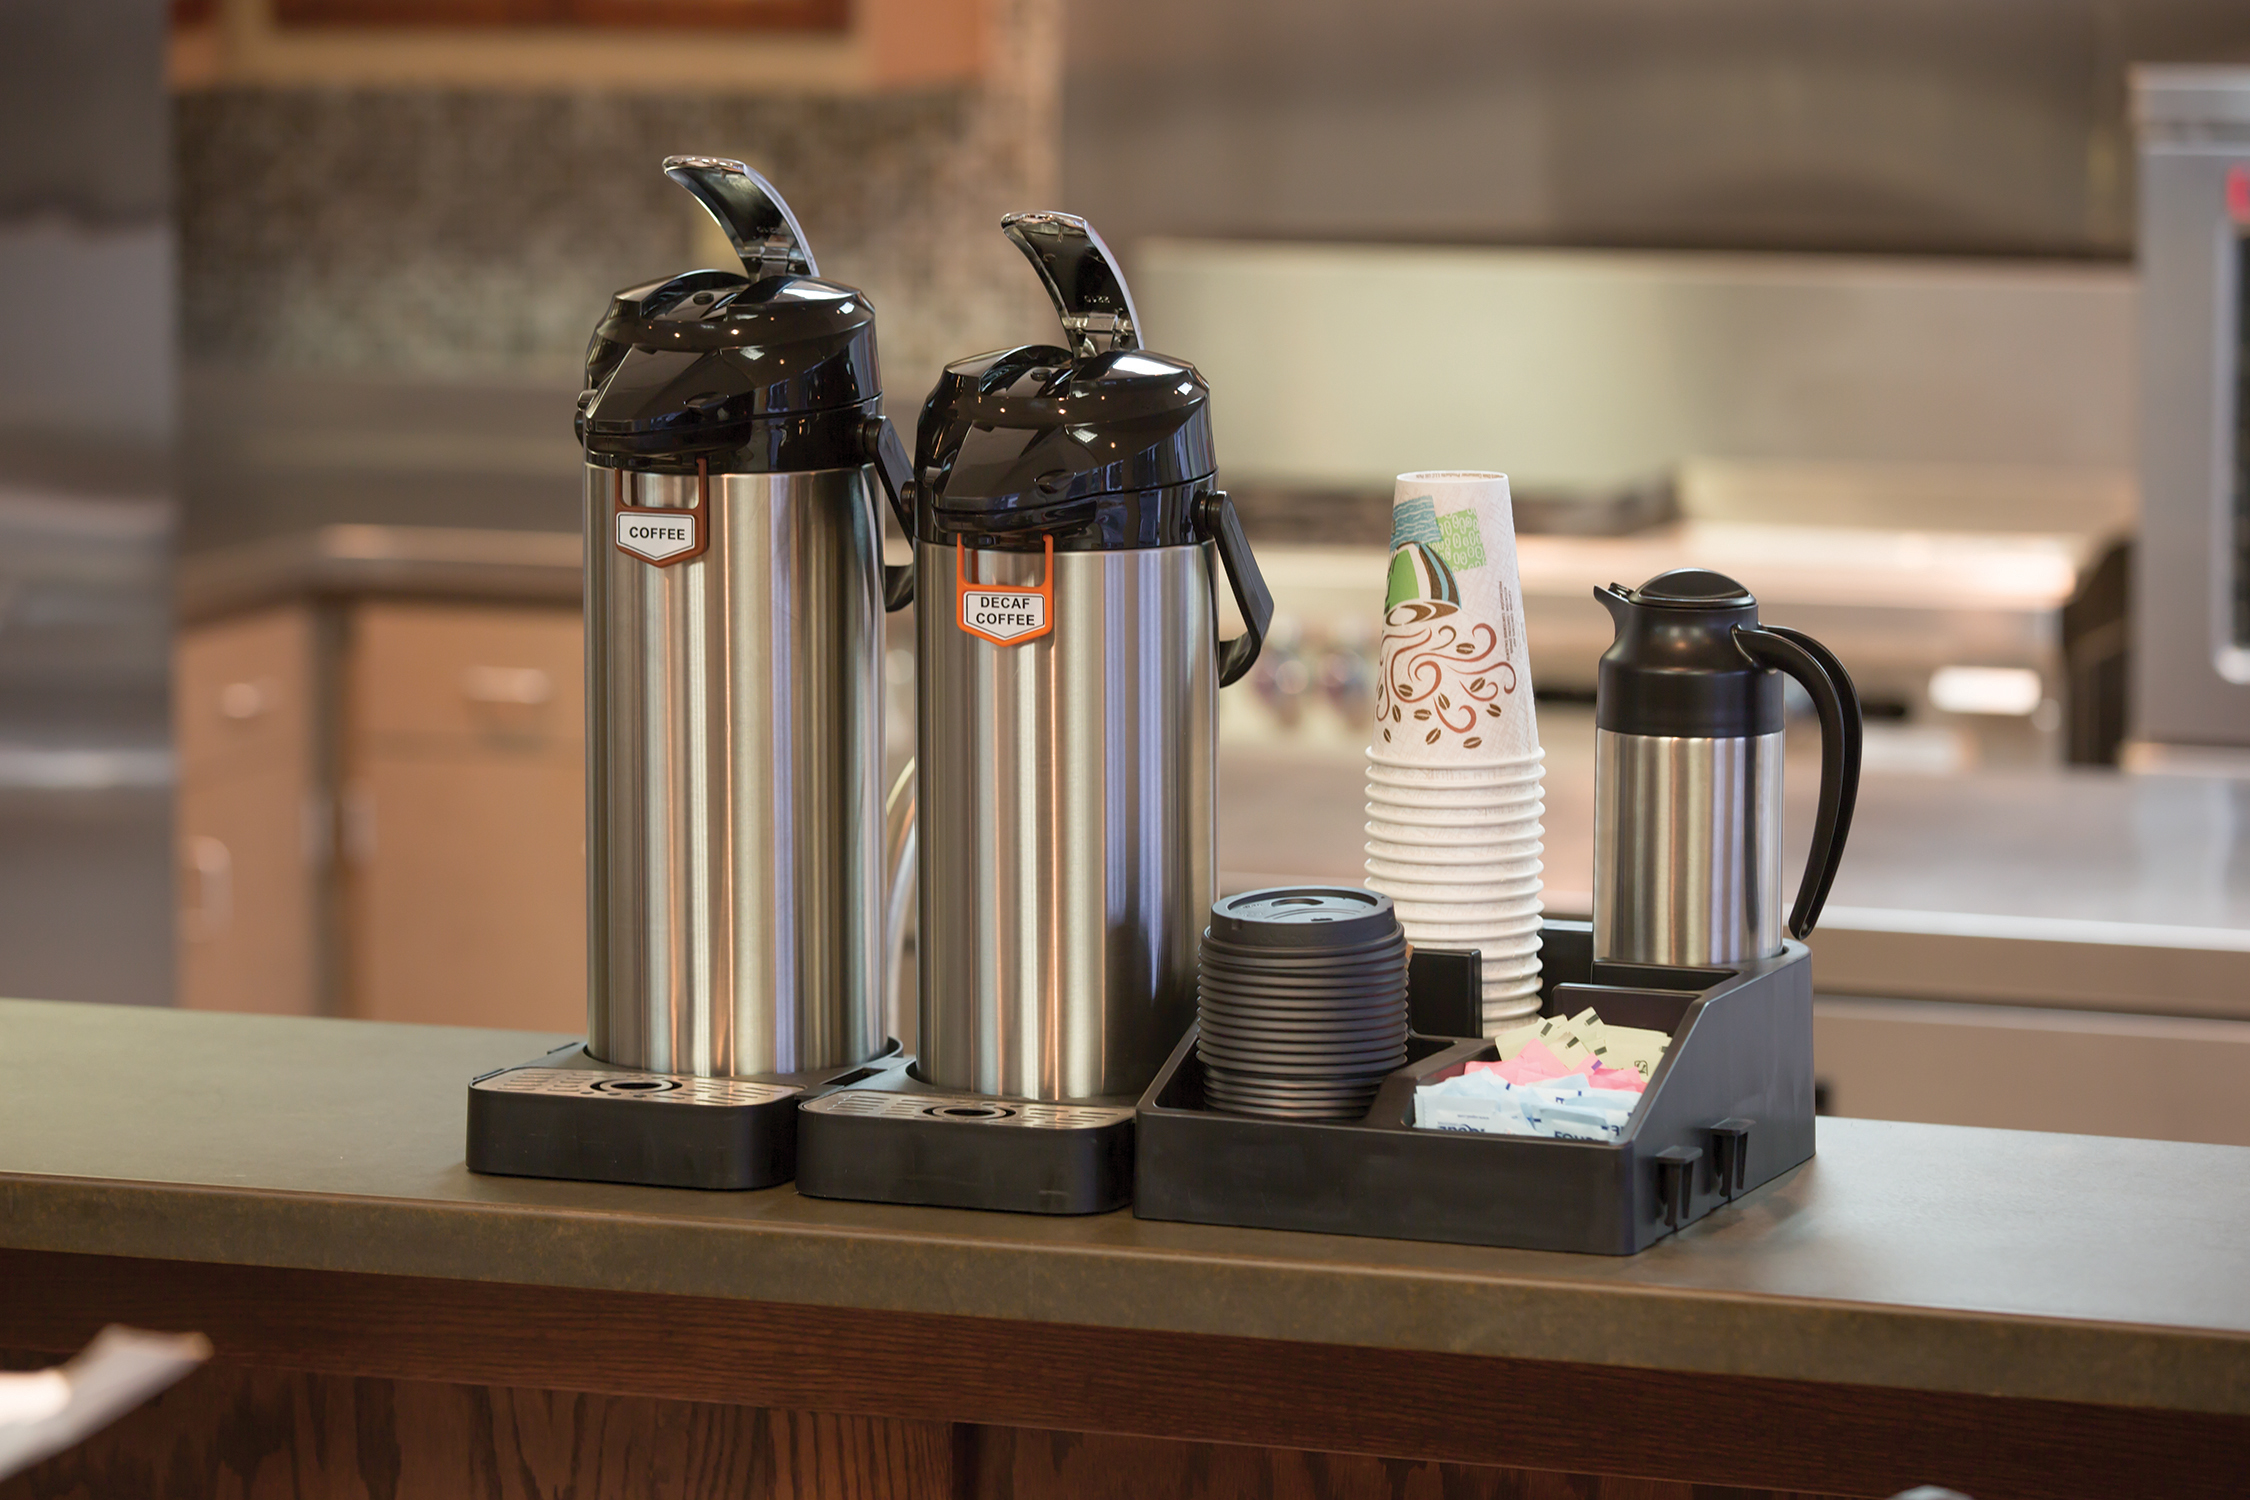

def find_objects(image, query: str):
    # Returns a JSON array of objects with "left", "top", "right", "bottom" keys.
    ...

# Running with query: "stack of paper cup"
[{"left": 1362, "top": 472, "right": 1545, "bottom": 1030}]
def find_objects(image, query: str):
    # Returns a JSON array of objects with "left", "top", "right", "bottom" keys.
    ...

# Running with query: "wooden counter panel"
[
  {"left": 0, "top": 1357, "right": 1845, "bottom": 1500},
  {"left": 5, "top": 1250, "right": 2240, "bottom": 1500}
]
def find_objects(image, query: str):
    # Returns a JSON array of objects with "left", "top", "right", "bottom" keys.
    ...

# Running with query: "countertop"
[
  {"left": 4, "top": 997, "right": 2247, "bottom": 1419},
  {"left": 1223, "top": 732, "right": 2250, "bottom": 1019}
]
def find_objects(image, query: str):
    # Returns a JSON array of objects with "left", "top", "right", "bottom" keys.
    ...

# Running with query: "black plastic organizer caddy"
[{"left": 1133, "top": 919, "right": 1815, "bottom": 1254}]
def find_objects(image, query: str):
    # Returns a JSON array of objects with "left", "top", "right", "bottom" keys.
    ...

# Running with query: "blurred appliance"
[
  {"left": 1, "top": 1, "right": 173, "bottom": 1009},
  {"left": 469, "top": 158, "right": 914, "bottom": 1191},
  {"left": 2132, "top": 68, "right": 2250, "bottom": 753},
  {"left": 1225, "top": 526, "right": 2086, "bottom": 774},
  {"left": 1590, "top": 569, "right": 1861, "bottom": 968},
  {"left": 797, "top": 213, "right": 1273, "bottom": 1214}
]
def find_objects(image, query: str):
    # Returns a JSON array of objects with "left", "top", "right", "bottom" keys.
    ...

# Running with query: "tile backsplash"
[{"left": 175, "top": 0, "right": 1060, "bottom": 407}]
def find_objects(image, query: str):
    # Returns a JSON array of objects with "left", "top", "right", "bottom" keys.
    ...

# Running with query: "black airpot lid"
[
  {"left": 578, "top": 158, "right": 880, "bottom": 463},
  {"left": 918, "top": 342, "right": 1213, "bottom": 518},
  {"left": 917, "top": 213, "right": 1215, "bottom": 545}
]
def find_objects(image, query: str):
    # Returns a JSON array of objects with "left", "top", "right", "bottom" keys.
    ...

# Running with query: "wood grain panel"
[
  {"left": 0, "top": 1360, "right": 951, "bottom": 1500},
  {"left": 958, "top": 1426, "right": 1858, "bottom": 1499},
  {"left": 2, "top": 1251, "right": 2238, "bottom": 1500}
]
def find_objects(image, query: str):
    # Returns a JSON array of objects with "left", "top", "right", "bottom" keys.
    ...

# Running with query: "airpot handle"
[
  {"left": 1198, "top": 492, "right": 1273, "bottom": 688},
  {"left": 663, "top": 156, "right": 818, "bottom": 281},
  {"left": 1733, "top": 625, "right": 1862, "bottom": 939},
  {"left": 859, "top": 416, "right": 917, "bottom": 613},
  {"left": 1001, "top": 211, "right": 1142, "bottom": 359}
]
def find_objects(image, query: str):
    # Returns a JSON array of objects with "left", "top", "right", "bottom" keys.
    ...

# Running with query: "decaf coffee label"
[
  {"left": 615, "top": 507, "right": 705, "bottom": 566},
  {"left": 1374, "top": 483, "right": 1536, "bottom": 758},
  {"left": 960, "top": 586, "right": 1048, "bottom": 643}
]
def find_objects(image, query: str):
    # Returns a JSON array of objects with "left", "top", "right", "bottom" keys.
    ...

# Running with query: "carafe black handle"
[
  {"left": 861, "top": 416, "right": 916, "bottom": 612},
  {"left": 1732, "top": 625, "right": 1861, "bottom": 939},
  {"left": 1197, "top": 492, "right": 1273, "bottom": 688}
]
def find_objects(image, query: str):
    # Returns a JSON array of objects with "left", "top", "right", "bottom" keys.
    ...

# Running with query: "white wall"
[{"left": 1135, "top": 241, "right": 2135, "bottom": 496}]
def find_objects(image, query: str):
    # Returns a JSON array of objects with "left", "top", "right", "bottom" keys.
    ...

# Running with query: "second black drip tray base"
[{"left": 796, "top": 1069, "right": 1135, "bottom": 1215}]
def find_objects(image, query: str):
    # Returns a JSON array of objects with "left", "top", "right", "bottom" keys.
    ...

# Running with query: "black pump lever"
[
  {"left": 1001, "top": 211, "right": 1142, "bottom": 360},
  {"left": 663, "top": 156, "right": 818, "bottom": 282}
]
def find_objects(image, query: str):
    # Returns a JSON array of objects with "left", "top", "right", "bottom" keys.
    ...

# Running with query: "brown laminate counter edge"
[{"left": 4, "top": 998, "right": 2247, "bottom": 1419}]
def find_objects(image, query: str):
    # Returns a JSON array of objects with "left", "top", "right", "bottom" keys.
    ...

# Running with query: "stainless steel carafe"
[
  {"left": 1591, "top": 569, "right": 1862, "bottom": 967},
  {"left": 909, "top": 213, "right": 1273, "bottom": 1102},
  {"left": 576, "top": 157, "right": 915, "bottom": 1077}
]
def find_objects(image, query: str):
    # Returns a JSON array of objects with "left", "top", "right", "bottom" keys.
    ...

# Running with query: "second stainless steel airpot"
[{"left": 907, "top": 212, "right": 1275, "bottom": 1103}]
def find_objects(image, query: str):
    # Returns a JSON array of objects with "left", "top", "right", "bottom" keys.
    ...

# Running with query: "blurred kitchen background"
[{"left": 8, "top": 0, "right": 2250, "bottom": 1141}]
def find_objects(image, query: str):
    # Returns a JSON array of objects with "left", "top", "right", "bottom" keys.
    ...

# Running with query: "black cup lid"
[{"left": 1207, "top": 887, "right": 1400, "bottom": 950}]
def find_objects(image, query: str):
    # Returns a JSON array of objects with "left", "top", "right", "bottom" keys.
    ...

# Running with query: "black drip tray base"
[
  {"left": 796, "top": 1068, "right": 1136, "bottom": 1215},
  {"left": 466, "top": 1041, "right": 906, "bottom": 1191}
]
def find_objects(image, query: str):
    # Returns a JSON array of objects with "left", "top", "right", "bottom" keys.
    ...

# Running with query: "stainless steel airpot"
[
  {"left": 575, "top": 157, "right": 914, "bottom": 1078},
  {"left": 905, "top": 212, "right": 1274, "bottom": 1102}
]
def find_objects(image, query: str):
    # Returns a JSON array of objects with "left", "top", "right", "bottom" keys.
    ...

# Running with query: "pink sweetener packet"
[
  {"left": 1486, "top": 1038, "right": 1575, "bottom": 1085},
  {"left": 1585, "top": 1062, "right": 1646, "bottom": 1093}
]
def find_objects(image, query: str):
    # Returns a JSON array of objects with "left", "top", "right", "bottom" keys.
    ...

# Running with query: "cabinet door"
[
  {"left": 343, "top": 601, "right": 585, "bottom": 1031},
  {"left": 344, "top": 752, "right": 585, "bottom": 1031},
  {"left": 174, "top": 606, "right": 322, "bottom": 1015},
  {"left": 176, "top": 769, "right": 321, "bottom": 1014}
]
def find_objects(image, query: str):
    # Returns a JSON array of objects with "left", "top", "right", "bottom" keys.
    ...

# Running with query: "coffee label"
[{"left": 615, "top": 507, "right": 702, "bottom": 566}]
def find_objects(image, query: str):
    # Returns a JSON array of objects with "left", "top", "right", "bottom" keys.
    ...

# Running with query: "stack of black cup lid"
[{"left": 1197, "top": 886, "right": 1411, "bottom": 1121}]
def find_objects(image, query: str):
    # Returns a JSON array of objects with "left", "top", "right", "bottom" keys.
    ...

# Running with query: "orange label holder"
[{"left": 955, "top": 535, "right": 1056, "bottom": 646}]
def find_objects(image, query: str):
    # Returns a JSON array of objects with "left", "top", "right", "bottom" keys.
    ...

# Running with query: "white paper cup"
[
  {"left": 1366, "top": 753, "right": 1543, "bottom": 784},
  {"left": 1476, "top": 949, "right": 1548, "bottom": 976},
  {"left": 1395, "top": 908, "right": 1539, "bottom": 931},
  {"left": 1364, "top": 873, "right": 1542, "bottom": 903},
  {"left": 1362, "top": 780, "right": 1544, "bottom": 810},
  {"left": 1366, "top": 850, "right": 1543, "bottom": 880},
  {"left": 1388, "top": 894, "right": 1542, "bottom": 923},
  {"left": 1398, "top": 929, "right": 1544, "bottom": 958},
  {"left": 1364, "top": 836, "right": 1543, "bottom": 866},
  {"left": 1364, "top": 816, "right": 1543, "bottom": 848},
  {"left": 1363, "top": 798, "right": 1542, "bottom": 829}
]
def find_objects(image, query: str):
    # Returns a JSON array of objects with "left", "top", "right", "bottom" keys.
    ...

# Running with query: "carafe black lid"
[
  {"left": 578, "top": 158, "right": 880, "bottom": 466},
  {"left": 917, "top": 214, "right": 1215, "bottom": 549},
  {"left": 1595, "top": 569, "right": 1782, "bottom": 738},
  {"left": 1630, "top": 567, "right": 1756, "bottom": 607}
]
